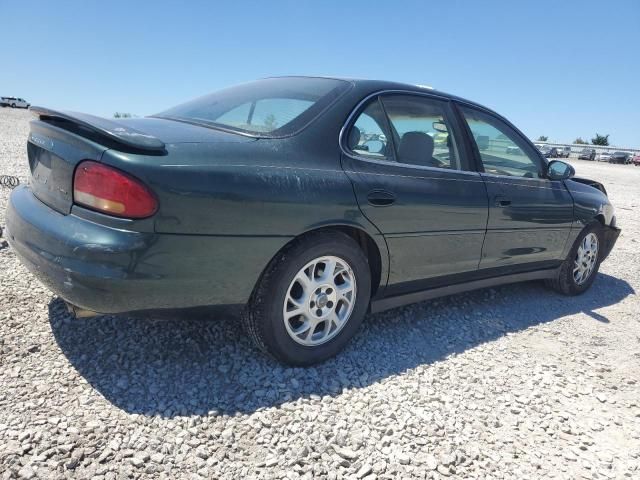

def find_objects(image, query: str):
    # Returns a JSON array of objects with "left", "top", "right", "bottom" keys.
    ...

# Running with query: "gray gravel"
[{"left": 1, "top": 107, "right": 639, "bottom": 479}]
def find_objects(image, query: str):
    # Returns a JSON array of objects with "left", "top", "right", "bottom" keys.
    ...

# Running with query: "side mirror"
[{"left": 546, "top": 160, "right": 575, "bottom": 180}]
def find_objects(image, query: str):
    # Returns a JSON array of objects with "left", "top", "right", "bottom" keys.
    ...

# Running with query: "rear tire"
[
  {"left": 545, "top": 222, "right": 603, "bottom": 295},
  {"left": 243, "top": 231, "right": 371, "bottom": 366}
]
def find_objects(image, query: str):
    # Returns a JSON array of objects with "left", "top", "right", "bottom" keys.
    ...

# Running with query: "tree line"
[{"left": 537, "top": 134, "right": 610, "bottom": 146}]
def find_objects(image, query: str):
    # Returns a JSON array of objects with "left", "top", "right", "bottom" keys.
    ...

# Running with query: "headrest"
[
  {"left": 348, "top": 126, "right": 361, "bottom": 150},
  {"left": 398, "top": 131, "right": 434, "bottom": 165}
]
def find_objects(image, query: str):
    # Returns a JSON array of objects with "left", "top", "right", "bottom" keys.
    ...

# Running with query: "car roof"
[
  {"left": 265, "top": 76, "right": 487, "bottom": 108},
  {"left": 264, "top": 76, "right": 533, "bottom": 141}
]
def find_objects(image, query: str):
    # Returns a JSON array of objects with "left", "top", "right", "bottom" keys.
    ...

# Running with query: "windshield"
[{"left": 155, "top": 77, "right": 351, "bottom": 137}]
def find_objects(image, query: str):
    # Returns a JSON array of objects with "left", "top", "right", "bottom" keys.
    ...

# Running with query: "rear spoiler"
[{"left": 30, "top": 106, "right": 166, "bottom": 154}]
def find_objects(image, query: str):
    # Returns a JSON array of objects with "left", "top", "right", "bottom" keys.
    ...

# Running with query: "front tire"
[
  {"left": 243, "top": 231, "right": 371, "bottom": 366},
  {"left": 546, "top": 222, "right": 603, "bottom": 295}
]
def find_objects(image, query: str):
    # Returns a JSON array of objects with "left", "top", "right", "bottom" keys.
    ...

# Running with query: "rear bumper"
[{"left": 6, "top": 186, "right": 284, "bottom": 314}]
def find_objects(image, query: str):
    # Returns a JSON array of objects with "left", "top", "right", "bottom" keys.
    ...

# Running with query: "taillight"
[{"left": 73, "top": 161, "right": 158, "bottom": 218}]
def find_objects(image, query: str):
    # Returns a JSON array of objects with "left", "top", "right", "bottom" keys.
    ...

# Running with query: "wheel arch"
[
  {"left": 320, "top": 224, "right": 385, "bottom": 297},
  {"left": 253, "top": 222, "right": 389, "bottom": 302},
  {"left": 297, "top": 223, "right": 388, "bottom": 298},
  {"left": 560, "top": 215, "right": 608, "bottom": 261}
]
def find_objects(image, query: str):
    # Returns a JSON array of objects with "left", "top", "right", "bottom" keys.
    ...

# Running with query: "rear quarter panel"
[
  {"left": 100, "top": 140, "right": 372, "bottom": 237},
  {"left": 97, "top": 132, "right": 389, "bottom": 302}
]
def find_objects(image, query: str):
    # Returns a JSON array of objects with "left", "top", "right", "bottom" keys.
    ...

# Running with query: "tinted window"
[
  {"left": 461, "top": 106, "right": 541, "bottom": 178},
  {"left": 347, "top": 99, "right": 393, "bottom": 159},
  {"left": 156, "top": 77, "right": 351, "bottom": 137},
  {"left": 381, "top": 95, "right": 461, "bottom": 170}
]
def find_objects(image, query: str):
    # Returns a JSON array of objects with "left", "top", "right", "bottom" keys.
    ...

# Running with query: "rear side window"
[
  {"left": 346, "top": 94, "right": 465, "bottom": 170},
  {"left": 381, "top": 95, "right": 461, "bottom": 170},
  {"left": 156, "top": 77, "right": 351, "bottom": 137},
  {"left": 460, "top": 106, "right": 541, "bottom": 178},
  {"left": 347, "top": 99, "right": 393, "bottom": 160}
]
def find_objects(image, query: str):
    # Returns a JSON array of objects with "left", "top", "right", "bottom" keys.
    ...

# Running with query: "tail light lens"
[{"left": 73, "top": 161, "right": 158, "bottom": 218}]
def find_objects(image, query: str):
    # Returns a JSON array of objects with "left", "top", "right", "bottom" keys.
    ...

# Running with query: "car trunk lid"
[
  {"left": 28, "top": 120, "right": 107, "bottom": 214},
  {"left": 27, "top": 108, "right": 255, "bottom": 215}
]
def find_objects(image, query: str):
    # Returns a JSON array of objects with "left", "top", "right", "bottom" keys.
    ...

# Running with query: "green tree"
[
  {"left": 591, "top": 133, "right": 609, "bottom": 146},
  {"left": 574, "top": 137, "right": 587, "bottom": 144},
  {"left": 537, "top": 135, "right": 548, "bottom": 141}
]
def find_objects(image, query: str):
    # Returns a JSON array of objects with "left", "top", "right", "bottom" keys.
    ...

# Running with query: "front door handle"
[
  {"left": 367, "top": 190, "right": 396, "bottom": 206},
  {"left": 494, "top": 195, "right": 512, "bottom": 207}
]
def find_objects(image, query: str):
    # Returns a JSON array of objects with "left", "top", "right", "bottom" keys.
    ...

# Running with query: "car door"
[
  {"left": 341, "top": 93, "right": 489, "bottom": 295},
  {"left": 457, "top": 103, "right": 574, "bottom": 270}
]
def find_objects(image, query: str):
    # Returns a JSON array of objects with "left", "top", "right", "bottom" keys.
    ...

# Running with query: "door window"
[
  {"left": 381, "top": 95, "right": 461, "bottom": 170},
  {"left": 460, "top": 106, "right": 542, "bottom": 178}
]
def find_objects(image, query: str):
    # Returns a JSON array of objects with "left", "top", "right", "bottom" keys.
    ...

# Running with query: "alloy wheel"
[
  {"left": 573, "top": 233, "right": 599, "bottom": 285},
  {"left": 283, "top": 255, "right": 357, "bottom": 346}
]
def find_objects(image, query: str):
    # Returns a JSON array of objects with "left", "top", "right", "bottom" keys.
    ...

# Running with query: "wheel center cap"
[{"left": 316, "top": 294, "right": 329, "bottom": 308}]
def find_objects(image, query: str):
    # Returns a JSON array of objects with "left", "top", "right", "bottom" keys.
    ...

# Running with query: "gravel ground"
[{"left": 1, "top": 107, "right": 639, "bottom": 479}]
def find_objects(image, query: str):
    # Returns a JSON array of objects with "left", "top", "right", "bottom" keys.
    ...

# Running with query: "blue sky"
[{"left": 1, "top": 0, "right": 638, "bottom": 146}]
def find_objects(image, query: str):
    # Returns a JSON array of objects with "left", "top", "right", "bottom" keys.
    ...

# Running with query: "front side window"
[
  {"left": 460, "top": 106, "right": 541, "bottom": 178},
  {"left": 381, "top": 95, "right": 461, "bottom": 170},
  {"left": 155, "top": 77, "right": 351, "bottom": 137}
]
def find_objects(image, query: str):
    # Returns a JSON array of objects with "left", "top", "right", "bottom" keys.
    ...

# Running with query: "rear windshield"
[{"left": 155, "top": 77, "right": 351, "bottom": 137}]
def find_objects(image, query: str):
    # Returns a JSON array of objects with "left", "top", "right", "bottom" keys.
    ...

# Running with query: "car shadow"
[{"left": 48, "top": 273, "right": 634, "bottom": 417}]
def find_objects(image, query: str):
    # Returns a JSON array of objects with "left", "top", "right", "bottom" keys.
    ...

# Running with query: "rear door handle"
[
  {"left": 367, "top": 190, "right": 396, "bottom": 206},
  {"left": 494, "top": 196, "right": 512, "bottom": 207}
]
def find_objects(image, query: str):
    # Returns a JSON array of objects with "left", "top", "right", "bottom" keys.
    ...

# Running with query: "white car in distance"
[{"left": 0, "top": 96, "right": 30, "bottom": 108}]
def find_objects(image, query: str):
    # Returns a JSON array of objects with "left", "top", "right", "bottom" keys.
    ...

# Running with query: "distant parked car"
[
  {"left": 540, "top": 146, "right": 559, "bottom": 158},
  {"left": 609, "top": 152, "right": 630, "bottom": 164},
  {"left": 557, "top": 147, "right": 571, "bottom": 158},
  {"left": 0, "top": 96, "right": 30, "bottom": 108},
  {"left": 598, "top": 151, "right": 612, "bottom": 162},
  {"left": 578, "top": 148, "right": 596, "bottom": 161},
  {"left": 632, "top": 153, "right": 640, "bottom": 166}
]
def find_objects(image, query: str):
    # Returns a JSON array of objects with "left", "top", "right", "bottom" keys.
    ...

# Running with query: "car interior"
[{"left": 347, "top": 97, "right": 459, "bottom": 170}]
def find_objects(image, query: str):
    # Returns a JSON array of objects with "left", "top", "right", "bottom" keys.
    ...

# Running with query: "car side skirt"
[{"left": 370, "top": 266, "right": 560, "bottom": 314}]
